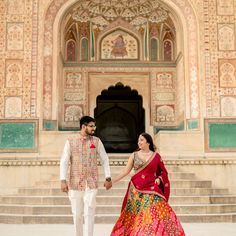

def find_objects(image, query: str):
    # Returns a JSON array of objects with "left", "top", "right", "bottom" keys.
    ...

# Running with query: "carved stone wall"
[
  {"left": 0, "top": 0, "right": 38, "bottom": 119},
  {"left": 0, "top": 0, "right": 236, "bottom": 134},
  {"left": 59, "top": 69, "right": 86, "bottom": 129},
  {"left": 42, "top": 0, "right": 200, "bottom": 125},
  {"left": 204, "top": 0, "right": 236, "bottom": 117}
]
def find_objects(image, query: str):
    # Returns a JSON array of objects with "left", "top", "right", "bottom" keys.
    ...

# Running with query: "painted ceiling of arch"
[{"left": 71, "top": 0, "right": 170, "bottom": 29}]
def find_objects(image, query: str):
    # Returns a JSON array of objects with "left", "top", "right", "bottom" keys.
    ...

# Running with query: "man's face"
[{"left": 84, "top": 122, "right": 96, "bottom": 135}]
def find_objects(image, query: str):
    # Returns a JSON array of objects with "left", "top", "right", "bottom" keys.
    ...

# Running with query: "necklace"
[{"left": 139, "top": 150, "right": 153, "bottom": 161}]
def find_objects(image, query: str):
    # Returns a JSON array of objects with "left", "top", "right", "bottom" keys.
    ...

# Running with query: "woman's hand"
[{"left": 155, "top": 177, "right": 161, "bottom": 185}]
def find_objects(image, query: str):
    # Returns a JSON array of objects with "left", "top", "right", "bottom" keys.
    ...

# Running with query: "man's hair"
[{"left": 80, "top": 116, "right": 95, "bottom": 128}]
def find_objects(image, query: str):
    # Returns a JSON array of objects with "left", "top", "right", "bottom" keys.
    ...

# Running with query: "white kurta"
[{"left": 60, "top": 135, "right": 111, "bottom": 236}]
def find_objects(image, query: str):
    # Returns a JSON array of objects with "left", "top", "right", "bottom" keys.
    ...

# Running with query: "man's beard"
[{"left": 85, "top": 129, "right": 95, "bottom": 136}]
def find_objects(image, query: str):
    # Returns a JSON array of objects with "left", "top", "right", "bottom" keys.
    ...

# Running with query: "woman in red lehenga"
[{"left": 109, "top": 133, "right": 185, "bottom": 236}]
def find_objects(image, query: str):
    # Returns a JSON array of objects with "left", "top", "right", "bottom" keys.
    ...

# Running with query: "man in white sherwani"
[{"left": 60, "top": 116, "right": 112, "bottom": 236}]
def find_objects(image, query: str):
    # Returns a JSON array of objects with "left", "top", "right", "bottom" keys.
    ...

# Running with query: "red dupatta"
[{"left": 121, "top": 152, "right": 170, "bottom": 211}]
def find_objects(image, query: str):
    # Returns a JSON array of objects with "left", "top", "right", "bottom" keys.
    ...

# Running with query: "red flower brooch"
[{"left": 90, "top": 143, "right": 96, "bottom": 149}]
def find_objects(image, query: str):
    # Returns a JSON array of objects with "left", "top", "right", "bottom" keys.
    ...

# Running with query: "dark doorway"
[{"left": 94, "top": 82, "right": 145, "bottom": 153}]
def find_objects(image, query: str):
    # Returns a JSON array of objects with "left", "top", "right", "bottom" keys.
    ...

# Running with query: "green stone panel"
[
  {"left": 188, "top": 120, "right": 199, "bottom": 129},
  {"left": 0, "top": 123, "right": 36, "bottom": 150},
  {"left": 154, "top": 122, "right": 184, "bottom": 134},
  {"left": 209, "top": 123, "right": 236, "bottom": 148},
  {"left": 43, "top": 120, "right": 57, "bottom": 130}
]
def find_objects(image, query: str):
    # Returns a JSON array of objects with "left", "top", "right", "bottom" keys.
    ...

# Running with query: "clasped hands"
[
  {"left": 61, "top": 179, "right": 112, "bottom": 191},
  {"left": 104, "top": 179, "right": 112, "bottom": 190}
]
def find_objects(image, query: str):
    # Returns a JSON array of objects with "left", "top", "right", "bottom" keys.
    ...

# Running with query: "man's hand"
[
  {"left": 104, "top": 180, "right": 112, "bottom": 190},
  {"left": 61, "top": 180, "right": 69, "bottom": 193}
]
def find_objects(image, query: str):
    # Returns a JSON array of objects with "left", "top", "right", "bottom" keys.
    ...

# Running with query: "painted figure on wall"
[
  {"left": 101, "top": 30, "right": 138, "bottom": 60},
  {"left": 111, "top": 34, "right": 128, "bottom": 58}
]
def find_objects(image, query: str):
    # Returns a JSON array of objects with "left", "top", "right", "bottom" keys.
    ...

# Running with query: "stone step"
[
  {"left": 1, "top": 203, "right": 236, "bottom": 215},
  {"left": 102, "top": 172, "right": 196, "bottom": 179},
  {"left": 41, "top": 172, "right": 196, "bottom": 185},
  {"left": 17, "top": 187, "right": 229, "bottom": 196},
  {"left": 1, "top": 195, "right": 236, "bottom": 205},
  {"left": 37, "top": 179, "right": 212, "bottom": 188},
  {"left": 106, "top": 164, "right": 182, "bottom": 172},
  {"left": 0, "top": 212, "right": 235, "bottom": 224}
]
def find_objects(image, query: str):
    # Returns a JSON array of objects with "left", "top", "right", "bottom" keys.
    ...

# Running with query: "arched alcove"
[
  {"left": 94, "top": 83, "right": 145, "bottom": 153},
  {"left": 42, "top": 0, "right": 200, "bottom": 132}
]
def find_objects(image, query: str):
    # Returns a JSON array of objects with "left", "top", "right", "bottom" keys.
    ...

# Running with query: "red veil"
[{"left": 122, "top": 152, "right": 170, "bottom": 211}]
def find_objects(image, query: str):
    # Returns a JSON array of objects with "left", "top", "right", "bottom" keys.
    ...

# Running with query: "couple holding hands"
[{"left": 60, "top": 116, "right": 185, "bottom": 236}]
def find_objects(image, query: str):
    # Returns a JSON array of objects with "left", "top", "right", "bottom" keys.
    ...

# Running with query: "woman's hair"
[{"left": 139, "top": 132, "right": 156, "bottom": 152}]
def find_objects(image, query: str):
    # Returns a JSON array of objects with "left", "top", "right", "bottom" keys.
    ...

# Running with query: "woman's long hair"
[{"left": 139, "top": 132, "right": 156, "bottom": 152}]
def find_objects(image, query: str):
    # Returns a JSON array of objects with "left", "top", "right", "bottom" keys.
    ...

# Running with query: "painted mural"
[{"left": 101, "top": 30, "right": 138, "bottom": 60}]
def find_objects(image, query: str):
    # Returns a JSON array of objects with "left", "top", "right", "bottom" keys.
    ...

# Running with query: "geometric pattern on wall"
[
  {"left": 5, "top": 96, "right": 22, "bottom": 118},
  {"left": 220, "top": 96, "right": 236, "bottom": 117},
  {"left": 219, "top": 59, "right": 236, "bottom": 88},
  {"left": 43, "top": 0, "right": 200, "bottom": 121},
  {"left": 59, "top": 69, "right": 86, "bottom": 130},
  {"left": 204, "top": 0, "right": 236, "bottom": 117},
  {"left": 151, "top": 70, "right": 177, "bottom": 127},
  {"left": 218, "top": 24, "right": 235, "bottom": 51},
  {"left": 217, "top": 0, "right": 234, "bottom": 16},
  {"left": 0, "top": 0, "right": 38, "bottom": 119}
]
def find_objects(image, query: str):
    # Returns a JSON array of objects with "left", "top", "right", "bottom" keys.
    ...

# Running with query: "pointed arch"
[
  {"left": 80, "top": 37, "right": 89, "bottom": 61},
  {"left": 150, "top": 37, "right": 159, "bottom": 61},
  {"left": 42, "top": 0, "right": 200, "bottom": 123},
  {"left": 65, "top": 39, "right": 76, "bottom": 61},
  {"left": 163, "top": 39, "right": 173, "bottom": 61}
]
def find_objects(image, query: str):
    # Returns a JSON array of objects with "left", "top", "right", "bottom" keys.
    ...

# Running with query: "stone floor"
[{"left": 0, "top": 223, "right": 236, "bottom": 236}]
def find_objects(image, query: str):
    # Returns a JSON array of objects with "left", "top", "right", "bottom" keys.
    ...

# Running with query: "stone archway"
[
  {"left": 42, "top": 0, "right": 200, "bottom": 129},
  {"left": 94, "top": 83, "right": 145, "bottom": 153}
]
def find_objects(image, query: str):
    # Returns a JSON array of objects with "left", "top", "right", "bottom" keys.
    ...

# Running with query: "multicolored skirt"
[{"left": 111, "top": 185, "right": 185, "bottom": 236}]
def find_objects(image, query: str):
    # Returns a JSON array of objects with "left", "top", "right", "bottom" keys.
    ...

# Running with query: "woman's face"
[{"left": 138, "top": 135, "right": 149, "bottom": 150}]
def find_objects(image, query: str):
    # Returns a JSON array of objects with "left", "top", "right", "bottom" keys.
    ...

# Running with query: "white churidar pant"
[{"left": 69, "top": 188, "right": 98, "bottom": 236}]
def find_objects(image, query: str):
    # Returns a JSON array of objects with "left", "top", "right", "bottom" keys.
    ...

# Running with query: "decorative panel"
[
  {"left": 151, "top": 69, "right": 176, "bottom": 127},
  {"left": 156, "top": 72, "right": 174, "bottom": 89},
  {"left": 220, "top": 96, "right": 236, "bottom": 117},
  {"left": 43, "top": 120, "right": 57, "bottom": 131},
  {"left": 59, "top": 69, "right": 87, "bottom": 130},
  {"left": 5, "top": 60, "right": 23, "bottom": 88},
  {"left": 101, "top": 30, "right": 138, "bottom": 60},
  {"left": 7, "top": 0, "right": 25, "bottom": 14},
  {"left": 155, "top": 105, "right": 175, "bottom": 123},
  {"left": 217, "top": 0, "right": 234, "bottom": 15},
  {"left": 187, "top": 119, "right": 199, "bottom": 130},
  {"left": 218, "top": 24, "right": 235, "bottom": 51},
  {"left": 6, "top": 23, "right": 24, "bottom": 51},
  {"left": 154, "top": 92, "right": 175, "bottom": 101},
  {"left": 64, "top": 104, "right": 83, "bottom": 122},
  {"left": 205, "top": 119, "right": 236, "bottom": 152},
  {"left": 5, "top": 97, "right": 22, "bottom": 118},
  {"left": 0, "top": 119, "right": 38, "bottom": 152},
  {"left": 64, "top": 93, "right": 83, "bottom": 101},
  {"left": 219, "top": 59, "right": 236, "bottom": 88},
  {"left": 65, "top": 72, "right": 83, "bottom": 89}
]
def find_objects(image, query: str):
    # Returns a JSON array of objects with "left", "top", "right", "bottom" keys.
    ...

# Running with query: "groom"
[{"left": 60, "top": 115, "right": 112, "bottom": 236}]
